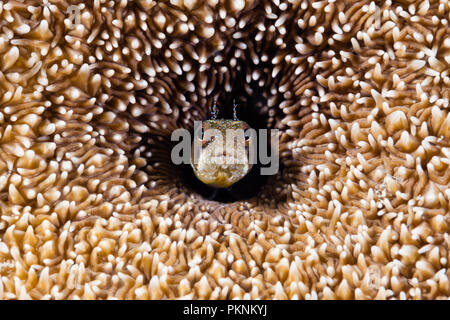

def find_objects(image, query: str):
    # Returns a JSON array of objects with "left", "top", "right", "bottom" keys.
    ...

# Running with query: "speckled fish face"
[{"left": 191, "top": 120, "right": 254, "bottom": 188}]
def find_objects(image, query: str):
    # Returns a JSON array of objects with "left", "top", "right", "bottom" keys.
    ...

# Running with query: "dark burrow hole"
[{"left": 174, "top": 79, "right": 283, "bottom": 203}]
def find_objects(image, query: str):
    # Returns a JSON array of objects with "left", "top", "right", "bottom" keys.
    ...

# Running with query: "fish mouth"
[
  {"left": 209, "top": 171, "right": 234, "bottom": 188},
  {"left": 191, "top": 158, "right": 253, "bottom": 188}
]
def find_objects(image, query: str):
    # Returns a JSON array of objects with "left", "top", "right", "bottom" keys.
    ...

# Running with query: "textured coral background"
[{"left": 0, "top": 0, "right": 449, "bottom": 299}]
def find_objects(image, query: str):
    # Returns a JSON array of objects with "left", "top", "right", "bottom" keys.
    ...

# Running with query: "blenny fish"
[{"left": 191, "top": 101, "right": 254, "bottom": 188}]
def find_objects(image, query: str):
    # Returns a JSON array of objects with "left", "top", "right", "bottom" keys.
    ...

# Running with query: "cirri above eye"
[{"left": 191, "top": 119, "right": 254, "bottom": 188}]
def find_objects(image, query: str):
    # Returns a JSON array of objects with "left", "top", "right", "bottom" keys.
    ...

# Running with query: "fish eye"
[{"left": 244, "top": 130, "right": 250, "bottom": 140}]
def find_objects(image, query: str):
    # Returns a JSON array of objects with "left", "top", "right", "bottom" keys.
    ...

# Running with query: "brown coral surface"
[{"left": 0, "top": 0, "right": 449, "bottom": 299}]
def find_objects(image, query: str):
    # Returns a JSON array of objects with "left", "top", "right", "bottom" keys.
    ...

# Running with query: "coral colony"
[{"left": 0, "top": 0, "right": 449, "bottom": 300}]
